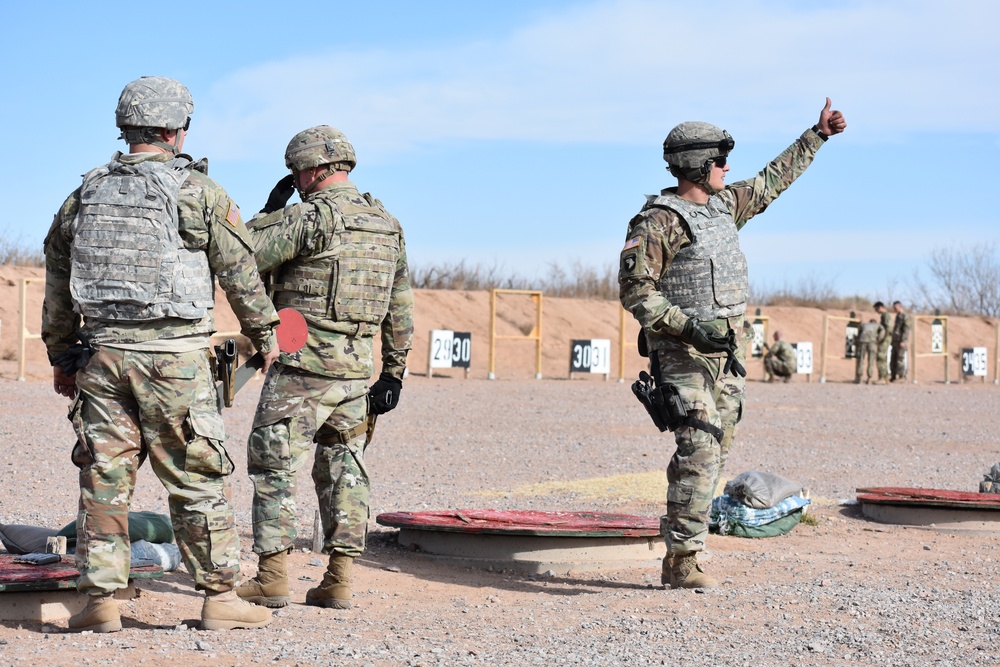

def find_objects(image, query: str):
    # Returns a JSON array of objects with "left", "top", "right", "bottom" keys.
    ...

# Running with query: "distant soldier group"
[{"left": 858, "top": 300, "right": 912, "bottom": 384}]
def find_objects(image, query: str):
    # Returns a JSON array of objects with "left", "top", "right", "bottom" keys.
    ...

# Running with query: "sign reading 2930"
[
  {"left": 429, "top": 330, "right": 472, "bottom": 369},
  {"left": 569, "top": 339, "right": 611, "bottom": 375}
]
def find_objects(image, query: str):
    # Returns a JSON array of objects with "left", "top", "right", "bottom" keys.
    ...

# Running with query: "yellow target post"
[
  {"left": 488, "top": 289, "right": 543, "bottom": 380},
  {"left": 17, "top": 278, "right": 43, "bottom": 382},
  {"left": 818, "top": 314, "right": 857, "bottom": 383}
]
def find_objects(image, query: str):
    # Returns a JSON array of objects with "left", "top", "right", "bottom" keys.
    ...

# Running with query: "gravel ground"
[{"left": 2, "top": 375, "right": 1000, "bottom": 666}]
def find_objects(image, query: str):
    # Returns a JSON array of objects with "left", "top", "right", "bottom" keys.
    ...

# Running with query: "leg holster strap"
[{"left": 315, "top": 421, "right": 368, "bottom": 446}]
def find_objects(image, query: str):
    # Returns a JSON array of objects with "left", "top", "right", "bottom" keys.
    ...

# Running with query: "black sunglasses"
[
  {"left": 182, "top": 116, "right": 191, "bottom": 131},
  {"left": 713, "top": 156, "right": 727, "bottom": 168}
]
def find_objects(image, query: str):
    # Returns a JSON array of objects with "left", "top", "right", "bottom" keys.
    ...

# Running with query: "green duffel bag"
[{"left": 58, "top": 511, "right": 174, "bottom": 545}]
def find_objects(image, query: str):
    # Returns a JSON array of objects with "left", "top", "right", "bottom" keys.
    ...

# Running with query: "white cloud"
[{"left": 198, "top": 0, "right": 1000, "bottom": 163}]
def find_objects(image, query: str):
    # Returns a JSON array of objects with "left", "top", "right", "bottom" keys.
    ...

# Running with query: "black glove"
[
  {"left": 51, "top": 342, "right": 92, "bottom": 376},
  {"left": 679, "top": 320, "right": 747, "bottom": 378},
  {"left": 680, "top": 319, "right": 731, "bottom": 355},
  {"left": 369, "top": 373, "right": 402, "bottom": 415},
  {"left": 260, "top": 175, "right": 296, "bottom": 214}
]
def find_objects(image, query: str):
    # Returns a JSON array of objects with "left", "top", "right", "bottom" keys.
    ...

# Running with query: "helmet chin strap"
[
  {"left": 295, "top": 166, "right": 336, "bottom": 197},
  {"left": 676, "top": 161, "right": 720, "bottom": 195}
]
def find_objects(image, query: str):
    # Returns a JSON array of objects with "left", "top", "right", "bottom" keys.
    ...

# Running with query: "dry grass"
[
  {"left": 411, "top": 259, "right": 618, "bottom": 300},
  {"left": 0, "top": 233, "right": 43, "bottom": 267},
  {"left": 413, "top": 259, "right": 877, "bottom": 308}
]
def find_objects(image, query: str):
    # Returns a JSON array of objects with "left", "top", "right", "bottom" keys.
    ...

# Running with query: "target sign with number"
[
  {"left": 429, "top": 330, "right": 472, "bottom": 369},
  {"left": 962, "top": 347, "right": 987, "bottom": 377},
  {"left": 792, "top": 342, "right": 813, "bottom": 374},
  {"left": 569, "top": 339, "right": 611, "bottom": 374}
]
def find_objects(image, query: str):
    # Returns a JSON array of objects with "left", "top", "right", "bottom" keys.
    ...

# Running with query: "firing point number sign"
[
  {"left": 962, "top": 347, "right": 987, "bottom": 377},
  {"left": 430, "top": 330, "right": 472, "bottom": 369},
  {"left": 792, "top": 342, "right": 813, "bottom": 374},
  {"left": 570, "top": 339, "right": 611, "bottom": 375}
]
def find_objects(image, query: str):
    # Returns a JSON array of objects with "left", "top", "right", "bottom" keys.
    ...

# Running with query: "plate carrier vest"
[
  {"left": 270, "top": 191, "right": 401, "bottom": 337},
  {"left": 646, "top": 193, "right": 748, "bottom": 321},
  {"left": 69, "top": 157, "right": 214, "bottom": 322}
]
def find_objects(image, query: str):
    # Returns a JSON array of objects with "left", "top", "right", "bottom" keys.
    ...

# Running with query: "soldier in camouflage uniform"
[
  {"left": 42, "top": 77, "right": 279, "bottom": 633},
  {"left": 236, "top": 126, "right": 413, "bottom": 611},
  {"left": 855, "top": 319, "right": 882, "bottom": 384},
  {"left": 874, "top": 301, "right": 892, "bottom": 384},
  {"left": 619, "top": 99, "right": 846, "bottom": 589},
  {"left": 763, "top": 331, "right": 796, "bottom": 383},
  {"left": 890, "top": 301, "right": 913, "bottom": 382}
]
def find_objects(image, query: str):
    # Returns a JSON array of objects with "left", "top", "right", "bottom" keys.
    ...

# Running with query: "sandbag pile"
[{"left": 710, "top": 470, "right": 811, "bottom": 538}]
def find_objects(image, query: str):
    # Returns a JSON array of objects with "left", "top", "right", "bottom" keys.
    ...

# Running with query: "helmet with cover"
[
  {"left": 662, "top": 121, "right": 734, "bottom": 184},
  {"left": 115, "top": 76, "right": 193, "bottom": 130},
  {"left": 284, "top": 126, "right": 356, "bottom": 174}
]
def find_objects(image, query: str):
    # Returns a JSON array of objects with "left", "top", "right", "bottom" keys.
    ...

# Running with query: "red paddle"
[{"left": 216, "top": 308, "right": 307, "bottom": 407}]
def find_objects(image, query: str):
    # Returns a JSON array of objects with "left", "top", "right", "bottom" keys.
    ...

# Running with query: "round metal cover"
[
  {"left": 376, "top": 509, "right": 659, "bottom": 538},
  {"left": 856, "top": 487, "right": 1000, "bottom": 509}
]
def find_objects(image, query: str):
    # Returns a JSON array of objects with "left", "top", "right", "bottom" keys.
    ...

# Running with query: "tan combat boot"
[
  {"left": 305, "top": 554, "right": 353, "bottom": 609},
  {"left": 236, "top": 549, "right": 290, "bottom": 608},
  {"left": 68, "top": 593, "right": 122, "bottom": 633},
  {"left": 201, "top": 589, "right": 272, "bottom": 630},
  {"left": 667, "top": 553, "right": 718, "bottom": 590}
]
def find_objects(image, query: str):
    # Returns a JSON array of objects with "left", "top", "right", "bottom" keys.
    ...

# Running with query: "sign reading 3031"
[{"left": 569, "top": 339, "right": 611, "bottom": 375}]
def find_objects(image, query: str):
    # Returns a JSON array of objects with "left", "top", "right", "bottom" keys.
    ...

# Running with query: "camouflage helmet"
[
  {"left": 284, "top": 125, "right": 356, "bottom": 173},
  {"left": 115, "top": 76, "right": 193, "bottom": 130},
  {"left": 662, "top": 121, "right": 734, "bottom": 183}
]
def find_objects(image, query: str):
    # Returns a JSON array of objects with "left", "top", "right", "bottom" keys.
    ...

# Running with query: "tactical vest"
[
  {"left": 858, "top": 321, "right": 880, "bottom": 344},
  {"left": 69, "top": 157, "right": 214, "bottom": 322},
  {"left": 646, "top": 193, "right": 748, "bottom": 321},
  {"left": 270, "top": 190, "right": 401, "bottom": 337}
]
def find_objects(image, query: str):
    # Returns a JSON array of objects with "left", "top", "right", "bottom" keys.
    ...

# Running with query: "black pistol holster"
[
  {"left": 214, "top": 338, "right": 238, "bottom": 408},
  {"left": 631, "top": 343, "right": 724, "bottom": 444}
]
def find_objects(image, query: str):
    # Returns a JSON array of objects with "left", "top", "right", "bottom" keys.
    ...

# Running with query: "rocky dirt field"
[
  {"left": 1, "top": 373, "right": 1000, "bottom": 666},
  {"left": 1, "top": 266, "right": 1000, "bottom": 666}
]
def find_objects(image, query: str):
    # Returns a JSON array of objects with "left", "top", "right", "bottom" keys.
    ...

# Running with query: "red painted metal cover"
[
  {"left": 376, "top": 510, "right": 660, "bottom": 537},
  {"left": 0, "top": 554, "right": 162, "bottom": 593},
  {"left": 857, "top": 487, "right": 1000, "bottom": 510}
]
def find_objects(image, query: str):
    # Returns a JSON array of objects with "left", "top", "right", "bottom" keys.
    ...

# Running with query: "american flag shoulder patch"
[
  {"left": 623, "top": 236, "right": 641, "bottom": 250},
  {"left": 225, "top": 202, "right": 241, "bottom": 227}
]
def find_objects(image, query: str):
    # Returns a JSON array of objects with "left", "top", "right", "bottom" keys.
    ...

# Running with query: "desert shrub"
[
  {"left": 912, "top": 242, "right": 1000, "bottom": 317},
  {"left": 0, "top": 232, "right": 44, "bottom": 267},
  {"left": 411, "top": 259, "right": 618, "bottom": 300},
  {"left": 748, "top": 274, "right": 872, "bottom": 311}
]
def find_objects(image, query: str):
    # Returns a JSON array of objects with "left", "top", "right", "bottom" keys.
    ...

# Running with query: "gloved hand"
[
  {"left": 369, "top": 373, "right": 403, "bottom": 415},
  {"left": 679, "top": 320, "right": 747, "bottom": 378},
  {"left": 260, "top": 175, "right": 296, "bottom": 214},
  {"left": 679, "top": 319, "right": 731, "bottom": 355}
]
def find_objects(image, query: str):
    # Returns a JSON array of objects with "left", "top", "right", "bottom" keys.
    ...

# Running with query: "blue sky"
[{"left": 2, "top": 0, "right": 997, "bottom": 302}]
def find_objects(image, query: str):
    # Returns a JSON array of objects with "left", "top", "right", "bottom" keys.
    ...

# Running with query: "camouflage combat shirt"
[
  {"left": 248, "top": 180, "right": 414, "bottom": 381},
  {"left": 619, "top": 128, "right": 826, "bottom": 347},
  {"left": 43, "top": 152, "right": 279, "bottom": 360}
]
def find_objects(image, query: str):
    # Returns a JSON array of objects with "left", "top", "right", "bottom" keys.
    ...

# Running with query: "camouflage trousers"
[
  {"left": 876, "top": 342, "right": 890, "bottom": 381},
  {"left": 653, "top": 339, "right": 746, "bottom": 555},
  {"left": 890, "top": 342, "right": 908, "bottom": 381},
  {"left": 763, "top": 354, "right": 794, "bottom": 378},
  {"left": 855, "top": 341, "right": 877, "bottom": 381},
  {"left": 70, "top": 346, "right": 240, "bottom": 596},
  {"left": 247, "top": 363, "right": 371, "bottom": 558}
]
